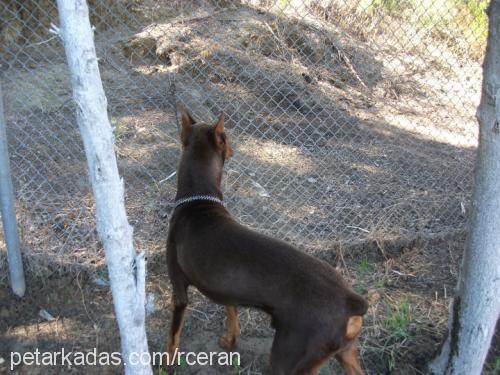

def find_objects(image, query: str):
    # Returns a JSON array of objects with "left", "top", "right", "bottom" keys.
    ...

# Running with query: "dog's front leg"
[
  {"left": 218, "top": 305, "right": 240, "bottom": 349},
  {"left": 163, "top": 240, "right": 189, "bottom": 368},
  {"left": 163, "top": 289, "right": 188, "bottom": 369},
  {"left": 167, "top": 298, "right": 187, "bottom": 352}
]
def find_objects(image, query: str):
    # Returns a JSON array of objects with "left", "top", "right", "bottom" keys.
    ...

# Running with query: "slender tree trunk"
[
  {"left": 429, "top": 1, "right": 500, "bottom": 374},
  {"left": 56, "top": 1, "right": 152, "bottom": 373},
  {"left": 0, "top": 83, "right": 26, "bottom": 298}
]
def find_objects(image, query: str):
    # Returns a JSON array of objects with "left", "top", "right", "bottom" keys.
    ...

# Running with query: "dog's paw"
[
  {"left": 218, "top": 335, "right": 236, "bottom": 350},
  {"left": 160, "top": 357, "right": 181, "bottom": 375},
  {"left": 160, "top": 351, "right": 177, "bottom": 371}
]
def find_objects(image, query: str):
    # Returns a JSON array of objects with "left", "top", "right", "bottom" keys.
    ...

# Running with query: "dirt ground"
[
  {"left": 3, "top": 231, "right": 498, "bottom": 374},
  {"left": 1, "top": 0, "right": 498, "bottom": 374}
]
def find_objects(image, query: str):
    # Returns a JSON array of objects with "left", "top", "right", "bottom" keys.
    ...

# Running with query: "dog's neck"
[{"left": 175, "top": 152, "right": 224, "bottom": 200}]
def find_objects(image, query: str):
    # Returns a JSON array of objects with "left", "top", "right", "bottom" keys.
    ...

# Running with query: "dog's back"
[{"left": 169, "top": 199, "right": 367, "bottom": 327}]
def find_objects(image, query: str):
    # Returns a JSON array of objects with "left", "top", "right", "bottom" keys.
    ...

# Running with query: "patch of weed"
[{"left": 385, "top": 297, "right": 412, "bottom": 339}]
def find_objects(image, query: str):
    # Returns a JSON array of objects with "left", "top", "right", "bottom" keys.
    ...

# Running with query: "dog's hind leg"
[
  {"left": 335, "top": 316, "right": 364, "bottom": 375},
  {"left": 289, "top": 341, "right": 332, "bottom": 375},
  {"left": 270, "top": 327, "right": 310, "bottom": 375},
  {"left": 271, "top": 326, "right": 332, "bottom": 375},
  {"left": 218, "top": 305, "right": 240, "bottom": 349},
  {"left": 335, "top": 339, "right": 364, "bottom": 375}
]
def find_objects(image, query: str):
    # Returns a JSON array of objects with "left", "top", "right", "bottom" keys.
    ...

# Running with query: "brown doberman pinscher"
[{"left": 165, "top": 105, "right": 368, "bottom": 374}]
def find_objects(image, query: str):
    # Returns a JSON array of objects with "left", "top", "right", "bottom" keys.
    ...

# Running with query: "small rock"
[
  {"left": 0, "top": 357, "right": 5, "bottom": 365},
  {"left": 39, "top": 309, "right": 56, "bottom": 321},
  {"left": 93, "top": 276, "right": 110, "bottom": 287}
]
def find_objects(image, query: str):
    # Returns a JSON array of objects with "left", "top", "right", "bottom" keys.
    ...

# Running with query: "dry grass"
[
  {"left": 307, "top": 0, "right": 488, "bottom": 62},
  {"left": 2, "top": 232, "right": 479, "bottom": 374}
]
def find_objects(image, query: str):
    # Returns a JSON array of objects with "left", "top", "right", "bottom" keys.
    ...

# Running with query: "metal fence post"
[{"left": 0, "top": 83, "right": 25, "bottom": 297}]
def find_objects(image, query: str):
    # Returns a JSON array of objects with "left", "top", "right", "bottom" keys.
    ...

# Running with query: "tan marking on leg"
[
  {"left": 335, "top": 316, "right": 365, "bottom": 375},
  {"left": 167, "top": 316, "right": 185, "bottom": 354},
  {"left": 346, "top": 316, "right": 363, "bottom": 340},
  {"left": 336, "top": 340, "right": 364, "bottom": 375},
  {"left": 163, "top": 301, "right": 187, "bottom": 368},
  {"left": 218, "top": 305, "right": 240, "bottom": 349}
]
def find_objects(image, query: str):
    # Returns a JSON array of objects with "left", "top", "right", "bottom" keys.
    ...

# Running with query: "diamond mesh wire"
[{"left": 0, "top": 0, "right": 483, "bottom": 273}]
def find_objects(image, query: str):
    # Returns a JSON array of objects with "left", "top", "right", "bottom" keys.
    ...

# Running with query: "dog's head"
[{"left": 178, "top": 105, "right": 233, "bottom": 162}]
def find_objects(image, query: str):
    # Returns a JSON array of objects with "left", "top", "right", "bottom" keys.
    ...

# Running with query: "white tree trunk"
[
  {"left": 429, "top": 1, "right": 500, "bottom": 374},
  {"left": 56, "top": 1, "right": 152, "bottom": 373}
]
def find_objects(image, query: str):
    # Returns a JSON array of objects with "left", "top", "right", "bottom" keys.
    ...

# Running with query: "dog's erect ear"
[
  {"left": 214, "top": 112, "right": 233, "bottom": 160},
  {"left": 214, "top": 112, "right": 225, "bottom": 135},
  {"left": 178, "top": 104, "right": 196, "bottom": 144}
]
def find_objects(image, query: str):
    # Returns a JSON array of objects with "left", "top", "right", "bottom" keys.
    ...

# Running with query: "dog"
[{"left": 165, "top": 105, "right": 368, "bottom": 374}]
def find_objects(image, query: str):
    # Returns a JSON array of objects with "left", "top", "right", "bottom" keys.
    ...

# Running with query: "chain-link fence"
[{"left": 0, "top": 0, "right": 485, "bottom": 276}]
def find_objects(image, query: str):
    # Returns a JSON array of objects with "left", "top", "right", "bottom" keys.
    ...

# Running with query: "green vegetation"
[
  {"left": 352, "top": 256, "right": 374, "bottom": 293},
  {"left": 463, "top": 0, "right": 489, "bottom": 47},
  {"left": 494, "top": 355, "right": 500, "bottom": 374},
  {"left": 385, "top": 297, "right": 412, "bottom": 339},
  {"left": 366, "top": 0, "right": 414, "bottom": 14},
  {"left": 324, "top": 0, "right": 489, "bottom": 60},
  {"left": 381, "top": 297, "right": 413, "bottom": 371},
  {"left": 358, "top": 257, "right": 373, "bottom": 275},
  {"left": 279, "top": 0, "right": 289, "bottom": 8},
  {"left": 232, "top": 356, "right": 241, "bottom": 374},
  {"left": 370, "top": 0, "right": 488, "bottom": 59},
  {"left": 373, "top": 276, "right": 388, "bottom": 289},
  {"left": 111, "top": 117, "right": 127, "bottom": 142}
]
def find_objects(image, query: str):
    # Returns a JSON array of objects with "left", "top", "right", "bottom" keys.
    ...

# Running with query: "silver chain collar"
[{"left": 174, "top": 195, "right": 225, "bottom": 208}]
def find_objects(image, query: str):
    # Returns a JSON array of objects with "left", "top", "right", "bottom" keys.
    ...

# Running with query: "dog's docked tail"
[
  {"left": 346, "top": 292, "right": 369, "bottom": 317},
  {"left": 345, "top": 293, "right": 368, "bottom": 341}
]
